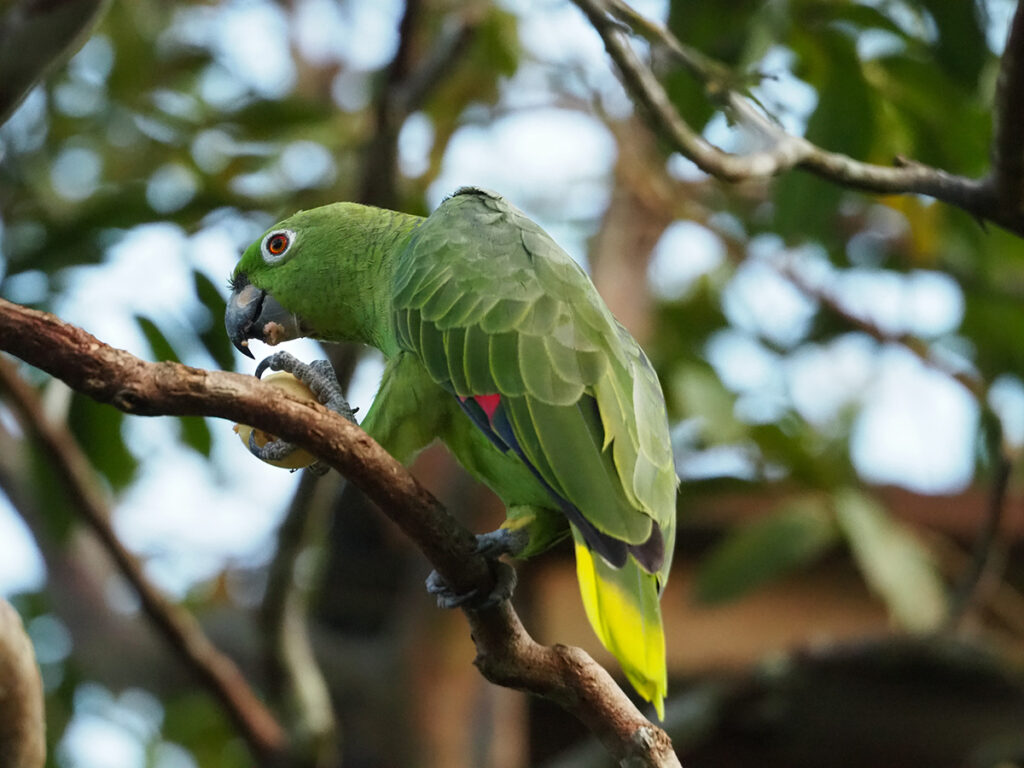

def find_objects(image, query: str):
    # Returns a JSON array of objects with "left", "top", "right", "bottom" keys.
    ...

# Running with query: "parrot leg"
[
  {"left": 250, "top": 351, "right": 358, "bottom": 474},
  {"left": 424, "top": 528, "right": 528, "bottom": 610},
  {"left": 475, "top": 527, "right": 530, "bottom": 558},
  {"left": 425, "top": 556, "right": 517, "bottom": 610}
]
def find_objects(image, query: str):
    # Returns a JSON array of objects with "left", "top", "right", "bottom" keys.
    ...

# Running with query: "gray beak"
[{"left": 225, "top": 273, "right": 306, "bottom": 358}]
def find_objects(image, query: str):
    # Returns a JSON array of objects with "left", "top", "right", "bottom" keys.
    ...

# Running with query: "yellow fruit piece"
[{"left": 234, "top": 372, "right": 319, "bottom": 469}]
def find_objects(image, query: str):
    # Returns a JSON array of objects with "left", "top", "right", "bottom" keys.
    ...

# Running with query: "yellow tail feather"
[{"left": 574, "top": 537, "right": 667, "bottom": 720}]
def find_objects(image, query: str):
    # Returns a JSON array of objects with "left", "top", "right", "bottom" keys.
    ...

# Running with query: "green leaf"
[
  {"left": 136, "top": 315, "right": 212, "bottom": 456},
  {"left": 833, "top": 488, "right": 946, "bottom": 632},
  {"left": 695, "top": 496, "right": 838, "bottom": 604},
  {"left": 162, "top": 692, "right": 248, "bottom": 768},
  {"left": 919, "top": 0, "right": 988, "bottom": 88},
  {"left": 872, "top": 53, "right": 989, "bottom": 174},
  {"left": 192, "top": 270, "right": 235, "bottom": 372},
  {"left": 773, "top": 25, "right": 874, "bottom": 245},
  {"left": 67, "top": 394, "right": 137, "bottom": 491},
  {"left": 962, "top": 292, "right": 1024, "bottom": 378},
  {"left": 136, "top": 315, "right": 178, "bottom": 363},
  {"left": 671, "top": 362, "right": 746, "bottom": 443}
]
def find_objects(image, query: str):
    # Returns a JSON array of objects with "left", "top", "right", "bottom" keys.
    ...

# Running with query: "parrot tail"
[{"left": 573, "top": 530, "right": 667, "bottom": 720}]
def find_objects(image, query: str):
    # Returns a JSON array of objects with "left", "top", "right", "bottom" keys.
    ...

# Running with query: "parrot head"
[
  {"left": 225, "top": 203, "right": 415, "bottom": 357},
  {"left": 225, "top": 220, "right": 311, "bottom": 358}
]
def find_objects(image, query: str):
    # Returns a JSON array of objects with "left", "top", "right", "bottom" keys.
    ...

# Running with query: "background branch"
[
  {"left": 360, "top": 0, "right": 479, "bottom": 209},
  {"left": 991, "top": 0, "right": 1024, "bottom": 215},
  {"left": 261, "top": 472, "right": 337, "bottom": 768},
  {"left": 0, "top": 598, "right": 45, "bottom": 768},
  {"left": 0, "top": 0, "right": 111, "bottom": 122},
  {"left": 573, "top": 0, "right": 1012, "bottom": 233},
  {"left": 774, "top": 261, "right": 983, "bottom": 399},
  {"left": 0, "top": 298, "right": 682, "bottom": 768},
  {"left": 945, "top": 419, "right": 1014, "bottom": 630},
  {"left": 0, "top": 355, "right": 287, "bottom": 762}
]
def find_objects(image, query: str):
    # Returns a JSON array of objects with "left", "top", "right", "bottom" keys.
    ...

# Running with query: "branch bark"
[
  {"left": 0, "top": 599, "right": 45, "bottom": 768},
  {"left": 0, "top": 0, "right": 112, "bottom": 123},
  {"left": 0, "top": 298, "right": 681, "bottom": 768},
  {"left": 992, "top": 0, "right": 1024, "bottom": 216},
  {"left": 572, "top": 0, "right": 1019, "bottom": 235}
]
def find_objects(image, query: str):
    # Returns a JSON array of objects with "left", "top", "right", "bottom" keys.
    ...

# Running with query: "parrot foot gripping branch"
[{"left": 234, "top": 351, "right": 356, "bottom": 473}]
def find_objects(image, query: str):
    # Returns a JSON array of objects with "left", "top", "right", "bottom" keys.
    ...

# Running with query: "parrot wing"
[
  {"left": 392, "top": 188, "right": 677, "bottom": 579},
  {"left": 393, "top": 188, "right": 678, "bottom": 717}
]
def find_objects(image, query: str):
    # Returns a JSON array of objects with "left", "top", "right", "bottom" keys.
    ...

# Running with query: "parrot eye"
[{"left": 261, "top": 229, "right": 295, "bottom": 264}]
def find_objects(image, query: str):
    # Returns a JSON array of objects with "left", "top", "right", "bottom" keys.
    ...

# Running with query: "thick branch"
[
  {"left": 0, "top": 599, "right": 45, "bottom": 768},
  {"left": 0, "top": 298, "right": 680, "bottom": 767},
  {"left": 992, "top": 0, "right": 1024, "bottom": 214},
  {"left": 0, "top": 0, "right": 111, "bottom": 123},
  {"left": 0, "top": 355, "right": 286, "bottom": 761},
  {"left": 574, "top": 0, "right": 1014, "bottom": 234}
]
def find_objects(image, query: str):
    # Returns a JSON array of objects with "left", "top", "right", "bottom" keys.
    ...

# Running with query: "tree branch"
[
  {"left": 0, "top": 298, "right": 681, "bottom": 768},
  {"left": 0, "top": 354, "right": 287, "bottom": 762},
  {"left": 0, "top": 0, "right": 112, "bottom": 123},
  {"left": 0, "top": 598, "right": 45, "bottom": 768},
  {"left": 773, "top": 260, "right": 984, "bottom": 399},
  {"left": 991, "top": 0, "right": 1024, "bottom": 215},
  {"left": 360, "top": 0, "right": 478, "bottom": 208},
  {"left": 945, "top": 419, "right": 1013, "bottom": 630},
  {"left": 573, "top": 0, "right": 1016, "bottom": 234},
  {"left": 261, "top": 472, "right": 337, "bottom": 767}
]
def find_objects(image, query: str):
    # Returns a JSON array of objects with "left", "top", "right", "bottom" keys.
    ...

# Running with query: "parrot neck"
[
  {"left": 325, "top": 207, "right": 421, "bottom": 358},
  {"left": 364, "top": 210, "right": 421, "bottom": 358}
]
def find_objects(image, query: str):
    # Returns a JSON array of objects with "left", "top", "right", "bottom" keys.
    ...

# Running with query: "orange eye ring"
[{"left": 267, "top": 234, "right": 289, "bottom": 255}]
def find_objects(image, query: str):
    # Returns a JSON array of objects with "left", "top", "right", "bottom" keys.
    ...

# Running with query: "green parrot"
[{"left": 226, "top": 187, "right": 678, "bottom": 718}]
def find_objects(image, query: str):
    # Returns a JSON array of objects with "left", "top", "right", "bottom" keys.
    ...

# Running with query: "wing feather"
[
  {"left": 393, "top": 188, "right": 677, "bottom": 566},
  {"left": 443, "top": 327, "right": 470, "bottom": 394}
]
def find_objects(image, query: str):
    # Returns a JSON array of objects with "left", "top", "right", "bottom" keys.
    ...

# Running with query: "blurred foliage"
[
  {"left": 1, "top": 0, "right": 1024, "bottom": 766},
  {"left": 694, "top": 493, "right": 838, "bottom": 604}
]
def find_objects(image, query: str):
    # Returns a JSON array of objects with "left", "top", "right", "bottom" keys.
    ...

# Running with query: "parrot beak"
[{"left": 226, "top": 273, "right": 307, "bottom": 358}]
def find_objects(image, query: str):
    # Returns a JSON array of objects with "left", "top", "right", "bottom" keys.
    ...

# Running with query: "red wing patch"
[
  {"left": 473, "top": 393, "right": 501, "bottom": 420},
  {"left": 459, "top": 393, "right": 501, "bottom": 421}
]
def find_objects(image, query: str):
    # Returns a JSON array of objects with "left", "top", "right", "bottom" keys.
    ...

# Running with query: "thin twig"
[
  {"left": 945, "top": 419, "right": 1013, "bottom": 630},
  {"left": 574, "top": 0, "right": 802, "bottom": 181},
  {"left": 0, "top": 299, "right": 681, "bottom": 768},
  {"left": 573, "top": 0, "right": 1013, "bottom": 234},
  {"left": 261, "top": 472, "right": 338, "bottom": 767},
  {"left": 774, "top": 260, "right": 984, "bottom": 399},
  {"left": 0, "top": 355, "right": 287, "bottom": 762}
]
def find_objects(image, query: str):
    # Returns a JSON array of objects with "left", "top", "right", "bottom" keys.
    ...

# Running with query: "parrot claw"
[
  {"left": 251, "top": 351, "right": 357, "bottom": 474},
  {"left": 426, "top": 529, "right": 526, "bottom": 609},
  {"left": 255, "top": 351, "right": 358, "bottom": 424},
  {"left": 247, "top": 430, "right": 297, "bottom": 462},
  {"left": 426, "top": 557, "right": 517, "bottom": 611}
]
